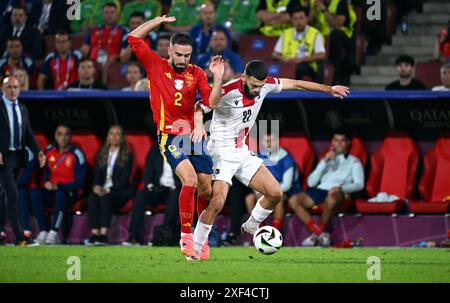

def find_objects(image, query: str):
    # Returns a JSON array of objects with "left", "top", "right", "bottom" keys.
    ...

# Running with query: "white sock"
[
  {"left": 193, "top": 220, "right": 212, "bottom": 254},
  {"left": 180, "top": 232, "right": 192, "bottom": 237},
  {"left": 246, "top": 200, "right": 273, "bottom": 230}
]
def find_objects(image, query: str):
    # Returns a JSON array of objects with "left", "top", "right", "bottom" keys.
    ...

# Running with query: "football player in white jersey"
[{"left": 191, "top": 60, "right": 349, "bottom": 260}]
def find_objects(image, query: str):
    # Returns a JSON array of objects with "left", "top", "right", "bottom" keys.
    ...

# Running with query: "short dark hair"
[
  {"left": 289, "top": 5, "right": 309, "bottom": 17},
  {"left": 55, "top": 30, "right": 70, "bottom": 37},
  {"left": 6, "top": 36, "right": 22, "bottom": 44},
  {"left": 244, "top": 60, "right": 268, "bottom": 81},
  {"left": 395, "top": 54, "right": 415, "bottom": 66},
  {"left": 103, "top": 2, "right": 118, "bottom": 10},
  {"left": 170, "top": 33, "right": 193, "bottom": 47},
  {"left": 333, "top": 129, "right": 350, "bottom": 140},
  {"left": 55, "top": 124, "right": 72, "bottom": 135},
  {"left": 157, "top": 34, "right": 171, "bottom": 43},
  {"left": 79, "top": 58, "right": 94, "bottom": 65},
  {"left": 129, "top": 11, "right": 145, "bottom": 20},
  {"left": 12, "top": 5, "right": 26, "bottom": 15}
]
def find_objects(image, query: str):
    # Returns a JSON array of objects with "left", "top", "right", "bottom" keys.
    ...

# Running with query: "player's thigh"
[
  {"left": 175, "top": 159, "right": 198, "bottom": 186},
  {"left": 246, "top": 164, "right": 282, "bottom": 200},
  {"left": 210, "top": 150, "right": 241, "bottom": 186}
]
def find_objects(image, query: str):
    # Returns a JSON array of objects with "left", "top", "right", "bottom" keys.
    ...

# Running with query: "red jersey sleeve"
[
  {"left": 127, "top": 35, "right": 161, "bottom": 72},
  {"left": 196, "top": 67, "right": 212, "bottom": 107}
]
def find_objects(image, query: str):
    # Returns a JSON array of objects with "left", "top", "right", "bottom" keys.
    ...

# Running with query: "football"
[{"left": 253, "top": 226, "right": 283, "bottom": 255}]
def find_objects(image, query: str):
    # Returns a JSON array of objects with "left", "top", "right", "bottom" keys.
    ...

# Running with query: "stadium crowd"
[{"left": 0, "top": 0, "right": 450, "bottom": 247}]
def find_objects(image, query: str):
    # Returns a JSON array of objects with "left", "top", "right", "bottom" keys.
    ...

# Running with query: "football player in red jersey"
[{"left": 128, "top": 15, "right": 224, "bottom": 260}]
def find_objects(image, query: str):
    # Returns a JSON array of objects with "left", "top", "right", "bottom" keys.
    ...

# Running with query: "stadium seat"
[
  {"left": 279, "top": 131, "right": 315, "bottom": 191},
  {"left": 356, "top": 132, "right": 420, "bottom": 214},
  {"left": 105, "top": 61, "right": 129, "bottom": 89},
  {"left": 355, "top": 34, "right": 366, "bottom": 67},
  {"left": 415, "top": 60, "right": 442, "bottom": 89},
  {"left": 353, "top": 5, "right": 363, "bottom": 34},
  {"left": 71, "top": 34, "right": 86, "bottom": 50},
  {"left": 70, "top": 131, "right": 102, "bottom": 212},
  {"left": 266, "top": 60, "right": 296, "bottom": 78},
  {"left": 387, "top": 3, "right": 397, "bottom": 38},
  {"left": 238, "top": 35, "right": 278, "bottom": 61},
  {"left": 409, "top": 135, "right": 450, "bottom": 214},
  {"left": 118, "top": 132, "right": 154, "bottom": 214}
]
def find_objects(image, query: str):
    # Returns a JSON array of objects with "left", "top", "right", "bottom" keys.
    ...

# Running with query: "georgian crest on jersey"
[{"left": 174, "top": 79, "right": 184, "bottom": 90}]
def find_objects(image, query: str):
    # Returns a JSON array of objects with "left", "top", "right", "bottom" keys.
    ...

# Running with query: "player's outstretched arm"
[
  {"left": 280, "top": 78, "right": 349, "bottom": 99},
  {"left": 208, "top": 55, "right": 225, "bottom": 109},
  {"left": 190, "top": 106, "right": 207, "bottom": 143},
  {"left": 129, "top": 15, "right": 176, "bottom": 39}
]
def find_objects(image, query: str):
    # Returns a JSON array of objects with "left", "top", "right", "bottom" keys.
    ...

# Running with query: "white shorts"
[{"left": 208, "top": 145, "right": 263, "bottom": 186}]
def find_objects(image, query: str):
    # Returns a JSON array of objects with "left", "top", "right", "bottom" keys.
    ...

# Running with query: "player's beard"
[
  {"left": 171, "top": 60, "right": 187, "bottom": 73},
  {"left": 243, "top": 82, "right": 258, "bottom": 98}
]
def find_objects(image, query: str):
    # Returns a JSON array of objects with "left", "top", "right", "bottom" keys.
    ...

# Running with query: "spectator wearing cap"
[
  {"left": 385, "top": 55, "right": 426, "bottom": 90},
  {"left": 80, "top": 2, "right": 128, "bottom": 65},
  {"left": 189, "top": 2, "right": 233, "bottom": 59},
  {"left": 432, "top": 63, "right": 450, "bottom": 91},
  {"left": 165, "top": 0, "right": 205, "bottom": 33},
  {"left": 0, "top": 5, "right": 43, "bottom": 60}
]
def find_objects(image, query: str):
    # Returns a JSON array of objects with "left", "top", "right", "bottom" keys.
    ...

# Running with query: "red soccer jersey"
[
  {"left": 89, "top": 25, "right": 125, "bottom": 62},
  {"left": 128, "top": 35, "right": 212, "bottom": 135}
]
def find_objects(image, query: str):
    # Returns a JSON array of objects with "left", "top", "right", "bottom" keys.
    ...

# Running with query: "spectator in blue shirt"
[
  {"left": 189, "top": 2, "right": 232, "bottom": 59},
  {"left": 196, "top": 28, "right": 244, "bottom": 82}
]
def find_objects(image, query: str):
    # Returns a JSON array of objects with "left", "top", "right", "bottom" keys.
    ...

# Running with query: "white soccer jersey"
[{"left": 206, "top": 77, "right": 283, "bottom": 149}]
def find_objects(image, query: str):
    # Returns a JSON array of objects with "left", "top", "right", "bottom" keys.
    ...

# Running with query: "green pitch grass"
[{"left": 0, "top": 246, "right": 449, "bottom": 282}]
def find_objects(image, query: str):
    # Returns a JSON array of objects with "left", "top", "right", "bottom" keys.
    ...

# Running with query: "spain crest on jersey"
[{"left": 174, "top": 79, "right": 184, "bottom": 90}]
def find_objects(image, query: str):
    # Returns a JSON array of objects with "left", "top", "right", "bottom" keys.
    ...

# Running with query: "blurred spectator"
[
  {"left": 70, "top": 0, "right": 122, "bottom": 33},
  {"left": 256, "top": 0, "right": 296, "bottom": 37},
  {"left": 18, "top": 147, "right": 47, "bottom": 244},
  {"left": 165, "top": 0, "right": 204, "bottom": 33},
  {"left": 122, "top": 62, "right": 144, "bottom": 91},
  {"left": 391, "top": 0, "right": 423, "bottom": 35},
  {"left": 433, "top": 19, "right": 450, "bottom": 62},
  {"left": 134, "top": 78, "right": 149, "bottom": 91},
  {"left": 12, "top": 67, "right": 29, "bottom": 91},
  {"left": 196, "top": 28, "right": 244, "bottom": 81},
  {"left": 32, "top": 0, "right": 71, "bottom": 35},
  {"left": 289, "top": 130, "right": 364, "bottom": 247},
  {"left": 121, "top": 0, "right": 162, "bottom": 26},
  {"left": 385, "top": 55, "right": 426, "bottom": 90},
  {"left": 156, "top": 34, "right": 171, "bottom": 59},
  {"left": 81, "top": 2, "right": 128, "bottom": 65},
  {"left": 30, "top": 125, "right": 87, "bottom": 244},
  {"left": 310, "top": 0, "right": 357, "bottom": 85},
  {"left": 120, "top": 11, "right": 155, "bottom": 64},
  {"left": 215, "top": 0, "right": 260, "bottom": 37},
  {"left": 68, "top": 58, "right": 108, "bottom": 90},
  {"left": 189, "top": 2, "right": 232, "bottom": 58},
  {"left": 432, "top": 63, "right": 450, "bottom": 91},
  {"left": 245, "top": 132, "right": 301, "bottom": 232},
  {"left": 0, "top": 37, "right": 35, "bottom": 83},
  {"left": 356, "top": 0, "right": 387, "bottom": 56},
  {"left": 85, "top": 125, "right": 134, "bottom": 246},
  {"left": 0, "top": 5, "right": 43, "bottom": 60},
  {"left": 272, "top": 6, "right": 326, "bottom": 82},
  {"left": 37, "top": 31, "right": 82, "bottom": 90},
  {"left": 122, "top": 144, "right": 181, "bottom": 246}
]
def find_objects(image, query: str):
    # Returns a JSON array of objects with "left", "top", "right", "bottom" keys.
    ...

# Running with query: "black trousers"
[
  {"left": 0, "top": 151, "right": 24, "bottom": 240},
  {"left": 329, "top": 30, "right": 355, "bottom": 85},
  {"left": 128, "top": 186, "right": 180, "bottom": 240},
  {"left": 87, "top": 190, "right": 130, "bottom": 230},
  {"left": 296, "top": 61, "right": 325, "bottom": 84}
]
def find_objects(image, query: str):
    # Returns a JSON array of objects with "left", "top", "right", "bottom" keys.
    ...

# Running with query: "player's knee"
[
  {"left": 209, "top": 196, "right": 225, "bottom": 215},
  {"left": 267, "top": 186, "right": 283, "bottom": 204},
  {"left": 198, "top": 185, "right": 212, "bottom": 200},
  {"left": 181, "top": 174, "right": 198, "bottom": 187}
]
